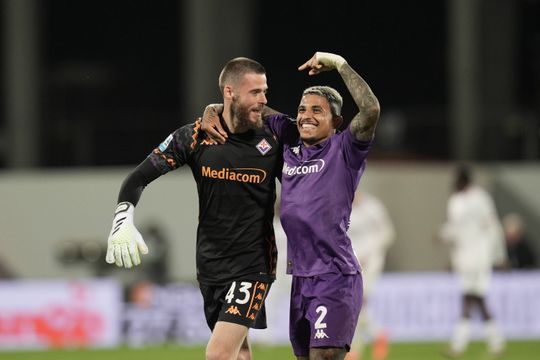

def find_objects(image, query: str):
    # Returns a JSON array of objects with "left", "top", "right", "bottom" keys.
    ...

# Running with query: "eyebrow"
[
  {"left": 298, "top": 104, "right": 324, "bottom": 109},
  {"left": 249, "top": 87, "right": 268, "bottom": 93}
]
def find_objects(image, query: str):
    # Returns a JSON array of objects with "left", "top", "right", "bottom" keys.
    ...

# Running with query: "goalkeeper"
[
  {"left": 203, "top": 52, "right": 381, "bottom": 360},
  {"left": 106, "top": 57, "right": 281, "bottom": 360}
]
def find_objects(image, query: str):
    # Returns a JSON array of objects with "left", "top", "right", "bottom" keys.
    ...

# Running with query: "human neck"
[{"left": 302, "top": 136, "right": 330, "bottom": 148}]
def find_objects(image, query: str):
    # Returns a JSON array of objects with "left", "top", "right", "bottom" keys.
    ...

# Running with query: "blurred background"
[
  {"left": 2, "top": 0, "right": 540, "bottom": 168},
  {"left": 1, "top": 0, "right": 540, "bottom": 356}
]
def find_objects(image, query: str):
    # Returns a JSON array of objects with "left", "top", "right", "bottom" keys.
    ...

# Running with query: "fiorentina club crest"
[{"left": 256, "top": 139, "right": 272, "bottom": 155}]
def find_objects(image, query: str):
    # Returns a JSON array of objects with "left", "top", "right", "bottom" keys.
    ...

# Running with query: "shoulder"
[
  {"left": 174, "top": 121, "right": 198, "bottom": 137},
  {"left": 265, "top": 113, "right": 295, "bottom": 122},
  {"left": 173, "top": 120, "right": 214, "bottom": 150},
  {"left": 163, "top": 122, "right": 196, "bottom": 144},
  {"left": 264, "top": 114, "right": 298, "bottom": 143},
  {"left": 470, "top": 186, "right": 493, "bottom": 202},
  {"left": 448, "top": 193, "right": 462, "bottom": 208}
]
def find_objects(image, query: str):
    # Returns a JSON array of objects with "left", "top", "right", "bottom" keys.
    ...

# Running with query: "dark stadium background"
[{"left": 1, "top": 0, "right": 539, "bottom": 167}]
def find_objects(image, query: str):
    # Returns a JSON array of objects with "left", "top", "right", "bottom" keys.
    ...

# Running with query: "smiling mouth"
[{"left": 300, "top": 123, "right": 316, "bottom": 129}]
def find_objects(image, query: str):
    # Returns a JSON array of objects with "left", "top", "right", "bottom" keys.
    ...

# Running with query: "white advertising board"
[
  {"left": 370, "top": 271, "right": 540, "bottom": 341},
  {"left": 120, "top": 271, "right": 540, "bottom": 345}
]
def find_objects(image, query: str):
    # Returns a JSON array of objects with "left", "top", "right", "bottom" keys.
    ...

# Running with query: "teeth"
[{"left": 301, "top": 124, "right": 316, "bottom": 129}]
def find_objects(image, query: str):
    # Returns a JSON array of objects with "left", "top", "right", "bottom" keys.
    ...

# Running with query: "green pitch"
[{"left": 2, "top": 341, "right": 539, "bottom": 359}]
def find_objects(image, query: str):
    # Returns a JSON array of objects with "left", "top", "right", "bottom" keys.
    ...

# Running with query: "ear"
[
  {"left": 223, "top": 85, "right": 234, "bottom": 100},
  {"left": 332, "top": 115, "right": 343, "bottom": 129}
]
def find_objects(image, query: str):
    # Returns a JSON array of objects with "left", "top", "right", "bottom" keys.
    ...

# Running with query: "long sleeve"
[{"left": 117, "top": 158, "right": 162, "bottom": 206}]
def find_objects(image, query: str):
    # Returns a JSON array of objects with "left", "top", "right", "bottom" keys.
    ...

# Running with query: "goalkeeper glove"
[{"left": 106, "top": 202, "right": 148, "bottom": 268}]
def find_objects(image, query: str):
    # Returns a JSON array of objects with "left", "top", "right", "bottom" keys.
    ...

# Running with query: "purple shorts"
[{"left": 289, "top": 272, "right": 363, "bottom": 357}]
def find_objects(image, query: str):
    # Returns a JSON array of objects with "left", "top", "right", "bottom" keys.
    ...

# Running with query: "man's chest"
[
  {"left": 190, "top": 136, "right": 280, "bottom": 183},
  {"left": 281, "top": 145, "right": 360, "bottom": 195}
]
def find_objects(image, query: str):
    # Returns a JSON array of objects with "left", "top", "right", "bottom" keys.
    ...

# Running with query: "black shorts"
[{"left": 199, "top": 278, "right": 271, "bottom": 330}]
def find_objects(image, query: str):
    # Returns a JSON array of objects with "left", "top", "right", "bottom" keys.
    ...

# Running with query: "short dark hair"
[
  {"left": 218, "top": 57, "right": 266, "bottom": 94},
  {"left": 302, "top": 86, "right": 343, "bottom": 117}
]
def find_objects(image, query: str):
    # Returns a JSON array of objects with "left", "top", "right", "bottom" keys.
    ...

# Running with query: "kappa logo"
[
  {"left": 314, "top": 329, "right": 329, "bottom": 339},
  {"left": 256, "top": 139, "right": 272, "bottom": 155},
  {"left": 225, "top": 306, "right": 242, "bottom": 316},
  {"left": 291, "top": 146, "right": 300, "bottom": 155}
]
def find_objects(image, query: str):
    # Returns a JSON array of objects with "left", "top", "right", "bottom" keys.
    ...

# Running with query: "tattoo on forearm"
[{"left": 339, "top": 63, "right": 380, "bottom": 141}]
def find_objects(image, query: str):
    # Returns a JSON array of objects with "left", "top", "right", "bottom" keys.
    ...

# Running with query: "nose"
[
  {"left": 301, "top": 108, "right": 314, "bottom": 118},
  {"left": 258, "top": 92, "right": 267, "bottom": 105}
]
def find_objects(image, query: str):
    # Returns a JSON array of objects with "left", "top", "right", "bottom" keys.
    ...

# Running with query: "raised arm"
[
  {"left": 299, "top": 52, "right": 380, "bottom": 142},
  {"left": 338, "top": 62, "right": 380, "bottom": 142}
]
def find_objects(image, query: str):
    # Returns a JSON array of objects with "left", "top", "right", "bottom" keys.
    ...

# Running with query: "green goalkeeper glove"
[{"left": 106, "top": 202, "right": 148, "bottom": 268}]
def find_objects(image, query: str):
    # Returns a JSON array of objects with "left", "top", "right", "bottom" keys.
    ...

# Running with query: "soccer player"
[
  {"left": 106, "top": 57, "right": 282, "bottom": 360},
  {"left": 203, "top": 52, "right": 381, "bottom": 360},
  {"left": 346, "top": 192, "right": 395, "bottom": 360},
  {"left": 438, "top": 166, "right": 506, "bottom": 358}
]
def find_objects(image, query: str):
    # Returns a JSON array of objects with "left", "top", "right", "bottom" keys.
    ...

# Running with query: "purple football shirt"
[{"left": 266, "top": 114, "right": 373, "bottom": 277}]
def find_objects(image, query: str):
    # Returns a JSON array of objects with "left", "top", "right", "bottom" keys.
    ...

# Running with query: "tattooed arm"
[
  {"left": 338, "top": 62, "right": 380, "bottom": 141},
  {"left": 298, "top": 52, "right": 380, "bottom": 142}
]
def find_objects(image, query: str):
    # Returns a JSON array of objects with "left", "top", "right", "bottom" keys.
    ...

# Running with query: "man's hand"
[
  {"left": 201, "top": 104, "right": 227, "bottom": 144},
  {"left": 298, "top": 52, "right": 347, "bottom": 75},
  {"left": 106, "top": 202, "right": 148, "bottom": 268}
]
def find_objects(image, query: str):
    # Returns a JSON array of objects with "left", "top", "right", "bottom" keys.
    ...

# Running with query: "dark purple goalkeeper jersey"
[{"left": 266, "top": 114, "right": 373, "bottom": 277}]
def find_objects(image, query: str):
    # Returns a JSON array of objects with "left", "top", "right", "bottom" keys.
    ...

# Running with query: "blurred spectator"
[
  {"left": 140, "top": 224, "right": 171, "bottom": 284},
  {"left": 503, "top": 213, "right": 537, "bottom": 269},
  {"left": 438, "top": 166, "right": 506, "bottom": 358},
  {"left": 0, "top": 256, "right": 16, "bottom": 279},
  {"left": 346, "top": 192, "right": 395, "bottom": 360}
]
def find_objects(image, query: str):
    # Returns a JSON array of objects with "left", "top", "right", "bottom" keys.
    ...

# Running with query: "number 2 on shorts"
[{"left": 315, "top": 305, "right": 328, "bottom": 329}]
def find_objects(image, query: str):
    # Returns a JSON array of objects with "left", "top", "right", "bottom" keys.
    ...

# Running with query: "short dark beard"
[{"left": 231, "top": 96, "right": 262, "bottom": 131}]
